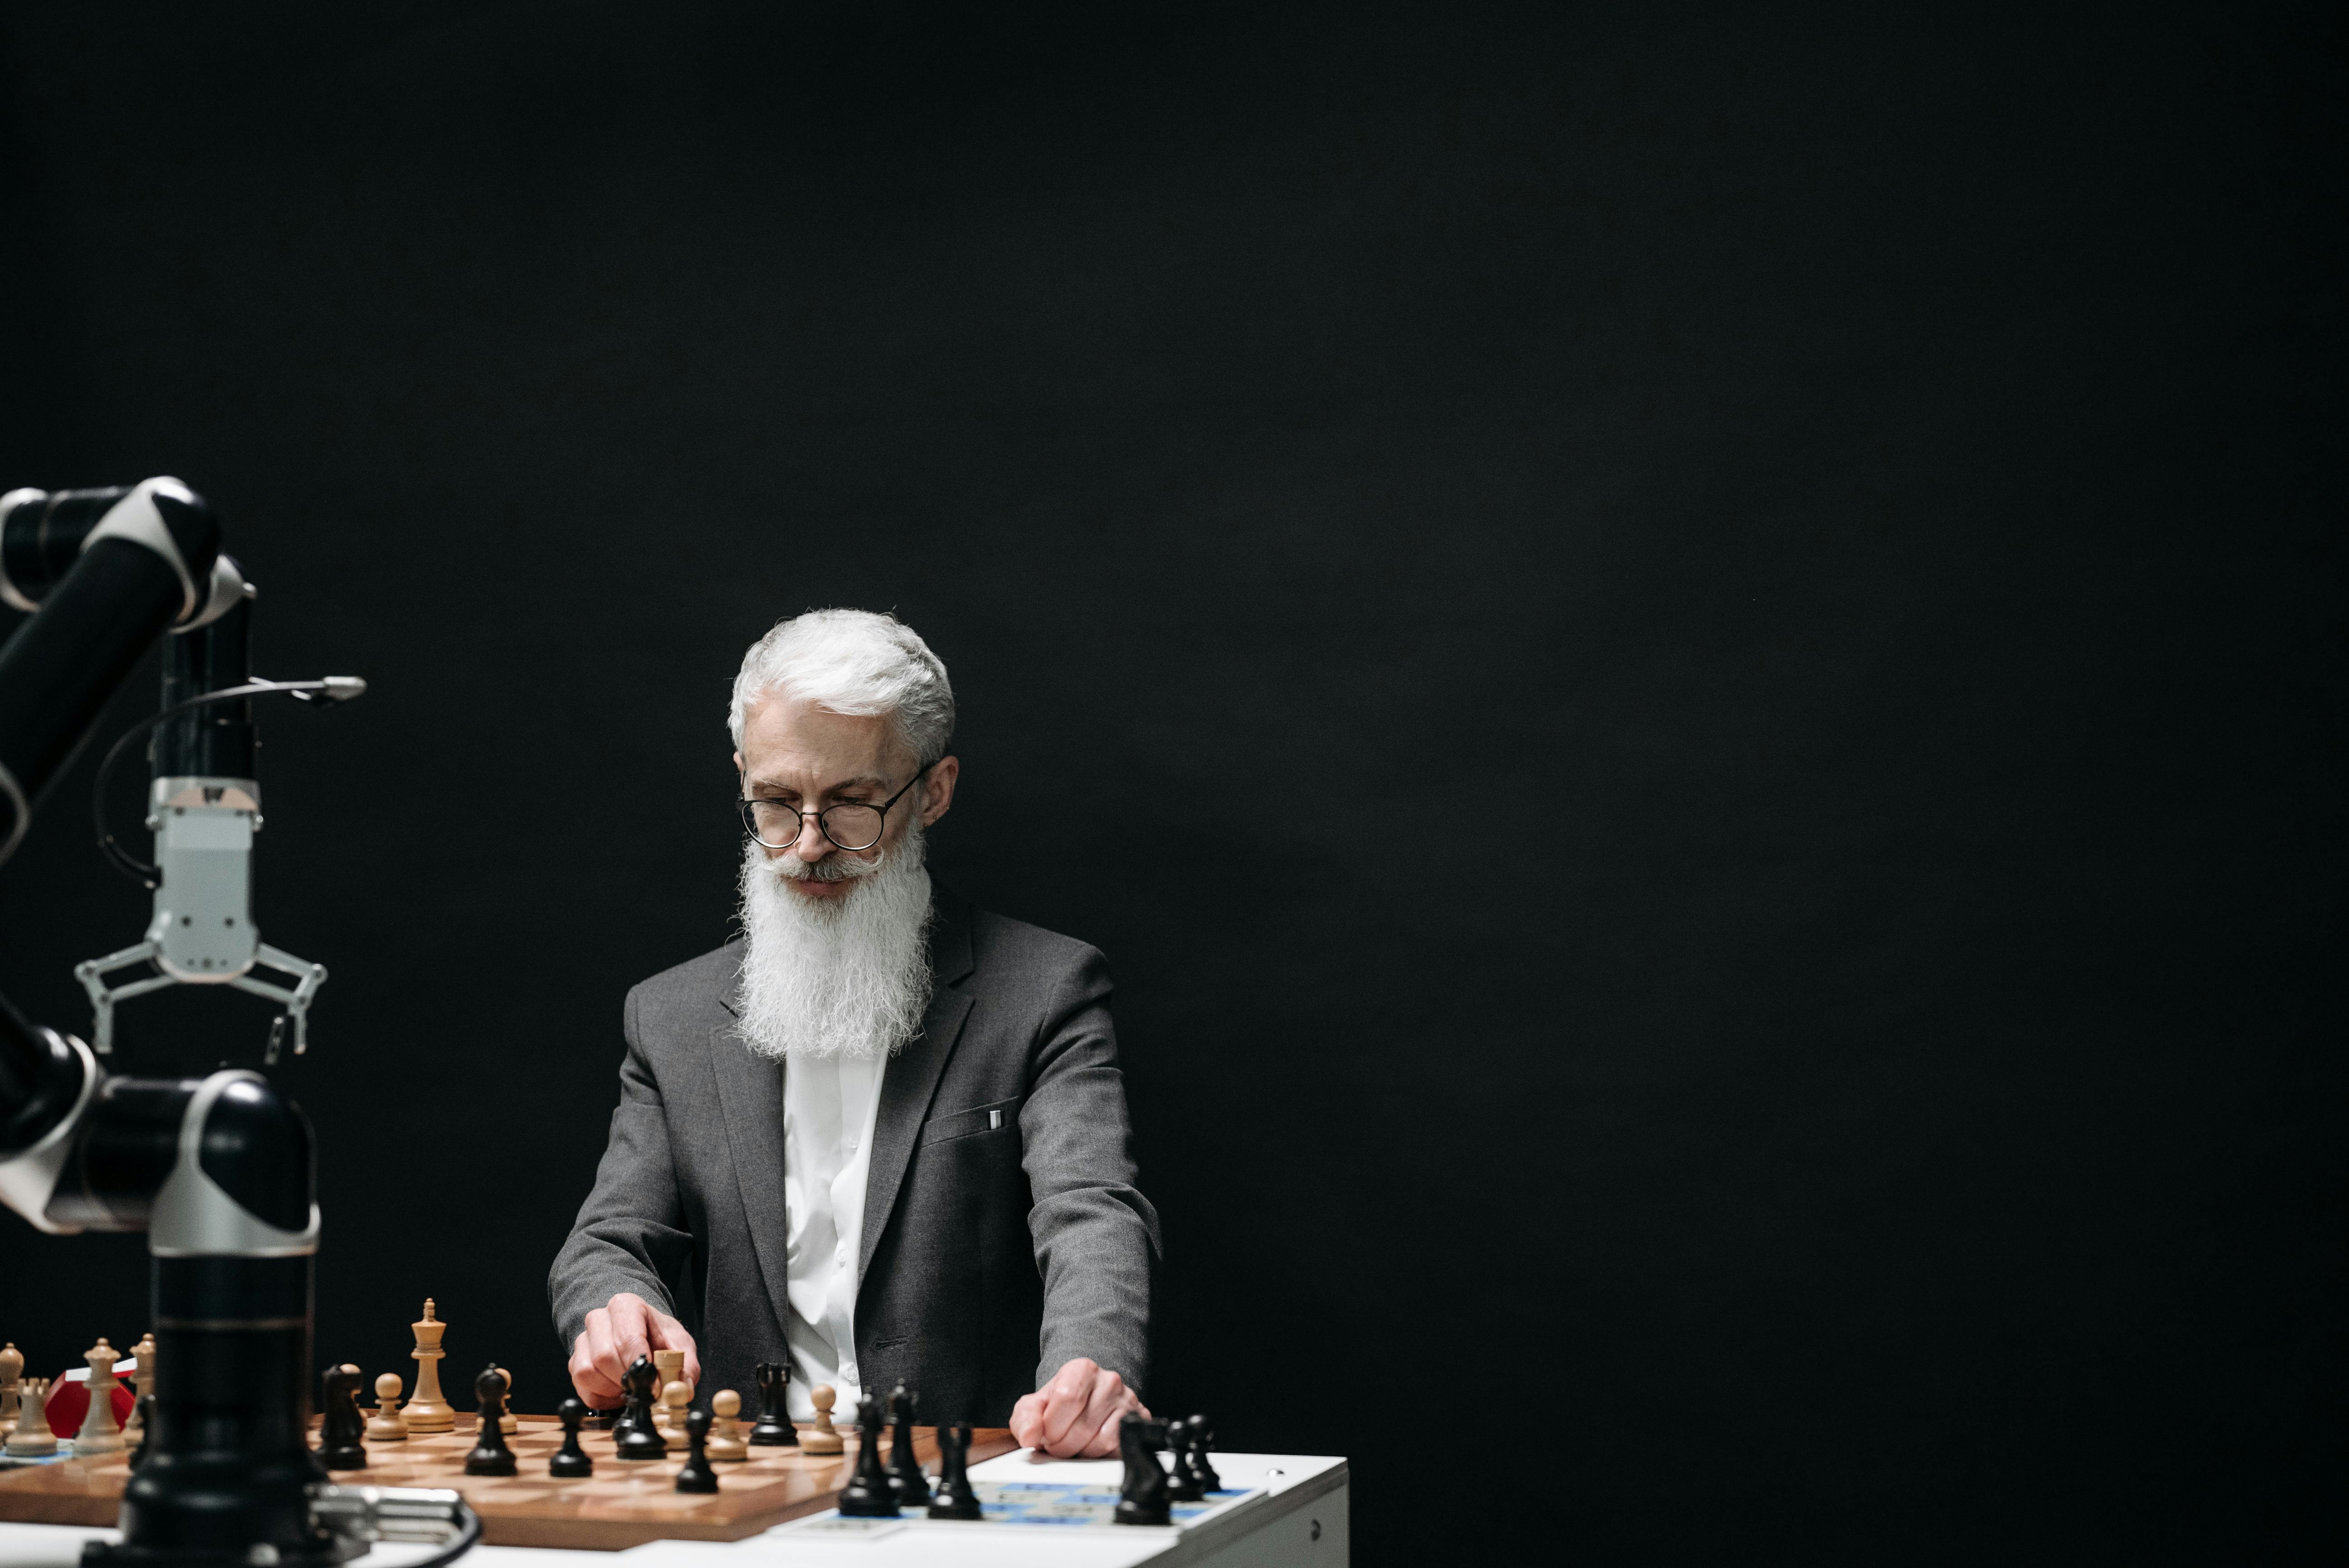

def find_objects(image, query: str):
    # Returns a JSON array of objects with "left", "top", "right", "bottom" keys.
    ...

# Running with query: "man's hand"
[
  {"left": 1010, "top": 1357, "right": 1148, "bottom": 1458},
  {"left": 568, "top": 1292, "right": 701, "bottom": 1409}
]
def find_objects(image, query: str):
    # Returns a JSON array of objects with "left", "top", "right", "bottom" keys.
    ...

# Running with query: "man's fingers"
[
  {"left": 584, "top": 1293, "right": 700, "bottom": 1398},
  {"left": 1009, "top": 1392, "right": 1046, "bottom": 1449},
  {"left": 1075, "top": 1371, "right": 1123, "bottom": 1452},
  {"left": 584, "top": 1311, "right": 628, "bottom": 1392},
  {"left": 647, "top": 1310, "right": 702, "bottom": 1388},
  {"left": 1077, "top": 1373, "right": 1146, "bottom": 1458},
  {"left": 1038, "top": 1359, "right": 1101, "bottom": 1452},
  {"left": 608, "top": 1294, "right": 654, "bottom": 1368},
  {"left": 568, "top": 1331, "right": 624, "bottom": 1406},
  {"left": 1026, "top": 1359, "right": 1147, "bottom": 1456},
  {"left": 1074, "top": 1370, "right": 1131, "bottom": 1457},
  {"left": 575, "top": 1314, "right": 629, "bottom": 1399}
]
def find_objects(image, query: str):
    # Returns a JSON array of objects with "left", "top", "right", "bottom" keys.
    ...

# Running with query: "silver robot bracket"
[
  {"left": 76, "top": 941, "right": 328, "bottom": 1060},
  {"left": 74, "top": 774, "right": 329, "bottom": 1060}
]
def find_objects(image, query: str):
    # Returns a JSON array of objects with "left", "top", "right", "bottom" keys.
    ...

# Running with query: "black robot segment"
[{"left": 0, "top": 479, "right": 441, "bottom": 1568}]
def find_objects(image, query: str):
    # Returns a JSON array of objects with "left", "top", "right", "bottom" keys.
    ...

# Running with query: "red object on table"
[{"left": 38, "top": 1378, "right": 136, "bottom": 1438}]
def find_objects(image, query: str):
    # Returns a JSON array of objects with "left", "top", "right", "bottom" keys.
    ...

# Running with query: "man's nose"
[{"left": 793, "top": 814, "right": 832, "bottom": 862}]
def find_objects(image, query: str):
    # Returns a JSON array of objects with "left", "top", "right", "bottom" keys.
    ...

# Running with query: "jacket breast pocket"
[{"left": 918, "top": 1094, "right": 1024, "bottom": 1147}]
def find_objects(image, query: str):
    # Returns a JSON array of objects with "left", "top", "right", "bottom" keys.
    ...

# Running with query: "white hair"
[{"left": 728, "top": 609, "right": 955, "bottom": 764}]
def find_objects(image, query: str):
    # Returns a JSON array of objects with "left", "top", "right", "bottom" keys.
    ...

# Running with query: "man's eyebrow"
[{"left": 746, "top": 774, "right": 890, "bottom": 797}]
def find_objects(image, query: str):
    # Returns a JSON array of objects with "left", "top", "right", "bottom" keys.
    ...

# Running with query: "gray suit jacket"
[{"left": 548, "top": 891, "right": 1159, "bottom": 1424}]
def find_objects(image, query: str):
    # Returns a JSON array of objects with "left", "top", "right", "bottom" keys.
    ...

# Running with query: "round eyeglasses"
[{"left": 737, "top": 762, "right": 933, "bottom": 853}]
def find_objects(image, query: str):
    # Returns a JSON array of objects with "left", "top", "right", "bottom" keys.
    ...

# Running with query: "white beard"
[{"left": 733, "top": 824, "right": 935, "bottom": 1061}]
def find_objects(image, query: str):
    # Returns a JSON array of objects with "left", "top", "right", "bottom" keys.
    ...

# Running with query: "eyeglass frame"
[{"left": 737, "top": 760, "right": 936, "bottom": 853}]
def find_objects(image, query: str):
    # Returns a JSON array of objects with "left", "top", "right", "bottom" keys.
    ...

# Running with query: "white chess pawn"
[
  {"left": 4, "top": 1378, "right": 55, "bottom": 1457},
  {"left": 124, "top": 1333, "right": 157, "bottom": 1447},
  {"left": 0, "top": 1341, "right": 21, "bottom": 1438},
  {"left": 76, "top": 1339, "right": 126, "bottom": 1455},
  {"left": 367, "top": 1373, "right": 409, "bottom": 1441},
  {"left": 657, "top": 1380, "right": 691, "bottom": 1444},
  {"left": 799, "top": 1383, "right": 844, "bottom": 1456},
  {"left": 493, "top": 1366, "right": 517, "bottom": 1435},
  {"left": 706, "top": 1390, "right": 749, "bottom": 1462}
]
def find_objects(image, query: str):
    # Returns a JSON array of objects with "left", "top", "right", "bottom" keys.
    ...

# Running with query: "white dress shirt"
[{"left": 780, "top": 1050, "right": 886, "bottom": 1421}]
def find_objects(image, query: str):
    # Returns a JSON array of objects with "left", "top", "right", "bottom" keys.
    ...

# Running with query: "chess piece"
[
  {"left": 464, "top": 1366, "right": 517, "bottom": 1476},
  {"left": 1113, "top": 1414, "right": 1172, "bottom": 1526},
  {"left": 800, "top": 1383, "right": 844, "bottom": 1455},
  {"left": 367, "top": 1373, "right": 409, "bottom": 1441},
  {"left": 656, "top": 1380, "right": 691, "bottom": 1444},
  {"left": 884, "top": 1382, "right": 930, "bottom": 1507},
  {"left": 4, "top": 1378, "right": 55, "bottom": 1457},
  {"left": 404, "top": 1300, "right": 455, "bottom": 1433},
  {"left": 1166, "top": 1436, "right": 1204, "bottom": 1503},
  {"left": 0, "top": 1341, "right": 22, "bottom": 1437},
  {"left": 835, "top": 1396, "right": 897, "bottom": 1516},
  {"left": 749, "top": 1361, "right": 797, "bottom": 1447},
  {"left": 549, "top": 1397, "right": 594, "bottom": 1478},
  {"left": 129, "top": 1392, "right": 156, "bottom": 1468},
  {"left": 1180, "top": 1415, "right": 1221, "bottom": 1493},
  {"left": 927, "top": 1423, "right": 981, "bottom": 1520},
  {"left": 651, "top": 1349, "right": 685, "bottom": 1415},
  {"left": 674, "top": 1406, "right": 718, "bottom": 1494},
  {"left": 76, "top": 1339, "right": 126, "bottom": 1455},
  {"left": 121, "top": 1334, "right": 156, "bottom": 1449},
  {"left": 492, "top": 1366, "right": 518, "bottom": 1435},
  {"left": 707, "top": 1390, "right": 749, "bottom": 1462},
  {"left": 614, "top": 1357, "right": 668, "bottom": 1461},
  {"left": 319, "top": 1364, "right": 367, "bottom": 1470}
]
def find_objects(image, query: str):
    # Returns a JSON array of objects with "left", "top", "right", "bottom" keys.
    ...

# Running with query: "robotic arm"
[
  {"left": 0, "top": 481, "right": 461, "bottom": 1568},
  {"left": 0, "top": 477, "right": 232, "bottom": 1227}
]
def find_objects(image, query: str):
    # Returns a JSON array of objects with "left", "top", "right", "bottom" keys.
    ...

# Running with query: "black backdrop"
[{"left": 0, "top": 4, "right": 2339, "bottom": 1562}]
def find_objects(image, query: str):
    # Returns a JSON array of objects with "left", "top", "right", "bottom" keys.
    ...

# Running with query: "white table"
[{"left": 0, "top": 1450, "right": 1348, "bottom": 1568}]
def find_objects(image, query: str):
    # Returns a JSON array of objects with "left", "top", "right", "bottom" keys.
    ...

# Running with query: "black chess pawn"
[
  {"left": 550, "top": 1397, "right": 594, "bottom": 1478},
  {"left": 927, "top": 1423, "right": 982, "bottom": 1520},
  {"left": 836, "top": 1396, "right": 898, "bottom": 1517},
  {"left": 749, "top": 1361, "right": 798, "bottom": 1447},
  {"left": 884, "top": 1381, "right": 931, "bottom": 1507},
  {"left": 1166, "top": 1425, "right": 1204, "bottom": 1503},
  {"left": 1180, "top": 1415, "right": 1221, "bottom": 1493},
  {"left": 1113, "top": 1413, "right": 1172, "bottom": 1526},
  {"left": 614, "top": 1357, "right": 668, "bottom": 1462},
  {"left": 464, "top": 1367, "right": 518, "bottom": 1476},
  {"left": 674, "top": 1406, "right": 719, "bottom": 1494},
  {"left": 319, "top": 1364, "right": 367, "bottom": 1471}
]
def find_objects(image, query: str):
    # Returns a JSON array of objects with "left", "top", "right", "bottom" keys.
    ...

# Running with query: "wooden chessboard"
[{"left": 0, "top": 1415, "right": 1017, "bottom": 1550}]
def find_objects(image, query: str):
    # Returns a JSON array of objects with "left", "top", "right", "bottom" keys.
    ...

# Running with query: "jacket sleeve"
[
  {"left": 1020, "top": 943, "right": 1162, "bottom": 1396},
  {"left": 547, "top": 984, "right": 694, "bottom": 1351}
]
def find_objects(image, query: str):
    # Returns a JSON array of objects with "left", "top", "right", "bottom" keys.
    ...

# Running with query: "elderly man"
[{"left": 549, "top": 609, "right": 1159, "bottom": 1457}]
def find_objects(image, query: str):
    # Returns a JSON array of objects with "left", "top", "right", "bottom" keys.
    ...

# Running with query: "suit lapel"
[
  {"left": 857, "top": 898, "right": 977, "bottom": 1291},
  {"left": 707, "top": 971, "right": 794, "bottom": 1334}
]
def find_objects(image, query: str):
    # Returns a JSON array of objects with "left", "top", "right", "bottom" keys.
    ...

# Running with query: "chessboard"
[
  {"left": 0, "top": 1415, "right": 1017, "bottom": 1550},
  {"left": 783, "top": 1475, "right": 1262, "bottom": 1536}
]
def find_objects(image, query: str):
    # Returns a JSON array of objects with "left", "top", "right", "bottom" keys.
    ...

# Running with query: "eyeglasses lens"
[{"left": 821, "top": 805, "right": 884, "bottom": 851}]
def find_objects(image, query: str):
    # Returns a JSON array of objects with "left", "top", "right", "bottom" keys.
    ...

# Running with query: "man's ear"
[
  {"left": 920, "top": 755, "right": 960, "bottom": 826},
  {"left": 733, "top": 750, "right": 743, "bottom": 774}
]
